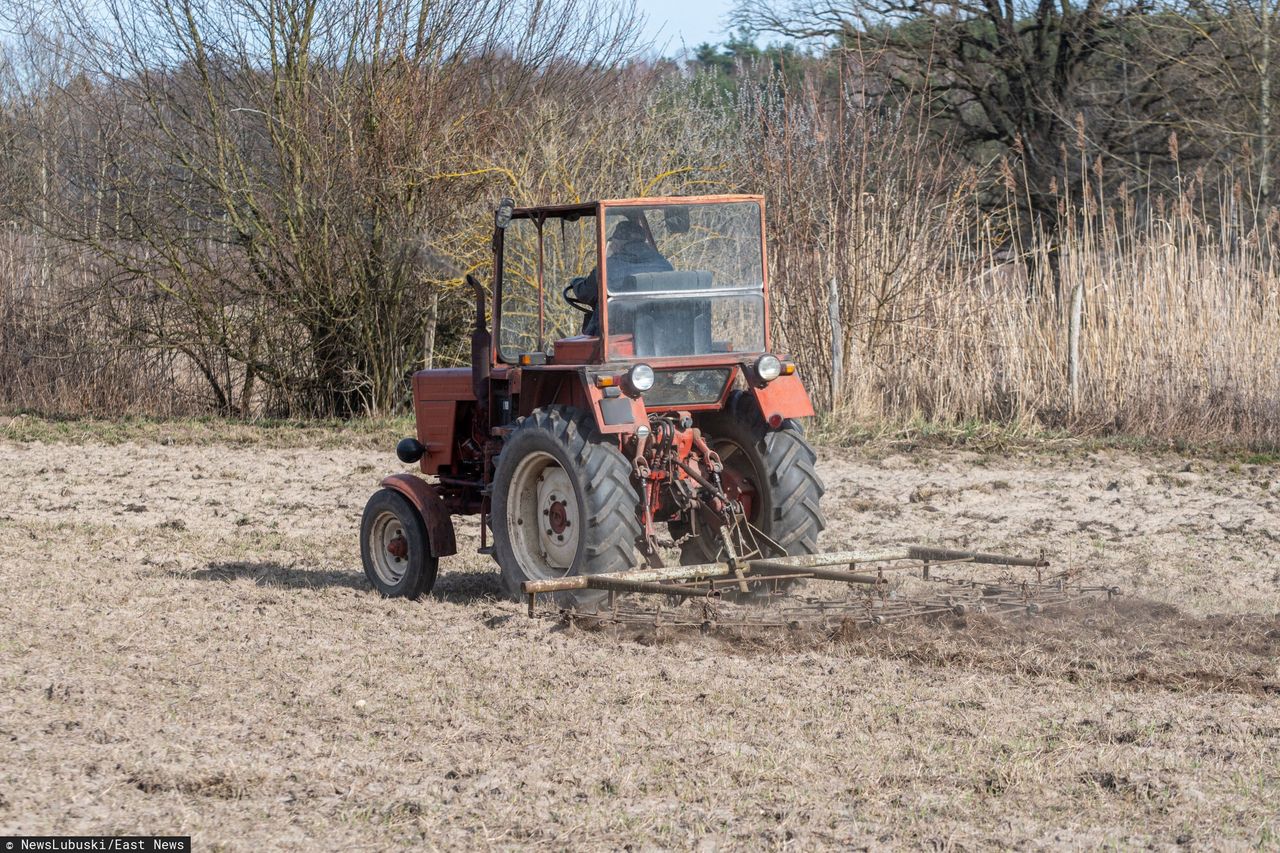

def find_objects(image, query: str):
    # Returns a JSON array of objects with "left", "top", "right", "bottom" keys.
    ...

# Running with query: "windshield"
[{"left": 602, "top": 201, "right": 765, "bottom": 360}]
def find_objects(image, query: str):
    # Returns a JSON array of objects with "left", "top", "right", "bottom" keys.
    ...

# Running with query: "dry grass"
[
  {"left": 1, "top": 434, "right": 1278, "bottom": 848},
  {"left": 0, "top": 412, "right": 413, "bottom": 449}
]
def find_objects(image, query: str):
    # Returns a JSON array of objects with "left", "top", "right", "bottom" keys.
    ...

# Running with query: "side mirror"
[{"left": 495, "top": 197, "right": 515, "bottom": 230}]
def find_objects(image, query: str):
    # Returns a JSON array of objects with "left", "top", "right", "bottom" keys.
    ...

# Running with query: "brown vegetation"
[{"left": 3, "top": 0, "right": 1280, "bottom": 445}]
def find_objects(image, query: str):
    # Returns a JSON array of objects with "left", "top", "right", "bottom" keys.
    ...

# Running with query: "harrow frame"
[{"left": 521, "top": 546, "right": 1120, "bottom": 629}]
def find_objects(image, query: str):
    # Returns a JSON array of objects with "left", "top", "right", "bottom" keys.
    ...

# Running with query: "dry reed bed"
[{"left": 769, "top": 192, "right": 1280, "bottom": 444}]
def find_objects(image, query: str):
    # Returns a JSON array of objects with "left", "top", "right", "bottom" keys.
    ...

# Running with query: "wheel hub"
[
  {"left": 369, "top": 510, "right": 409, "bottom": 586},
  {"left": 536, "top": 470, "right": 577, "bottom": 567},
  {"left": 547, "top": 499, "right": 569, "bottom": 535}
]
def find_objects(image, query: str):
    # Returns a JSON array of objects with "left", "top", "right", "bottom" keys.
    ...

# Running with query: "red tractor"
[{"left": 359, "top": 195, "right": 826, "bottom": 605}]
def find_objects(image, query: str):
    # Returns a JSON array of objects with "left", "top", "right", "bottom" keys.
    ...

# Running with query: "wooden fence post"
[
  {"left": 1068, "top": 281, "right": 1084, "bottom": 414},
  {"left": 829, "top": 276, "right": 843, "bottom": 404}
]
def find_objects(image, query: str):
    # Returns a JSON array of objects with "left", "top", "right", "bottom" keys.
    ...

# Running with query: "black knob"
[{"left": 396, "top": 437, "right": 426, "bottom": 464}]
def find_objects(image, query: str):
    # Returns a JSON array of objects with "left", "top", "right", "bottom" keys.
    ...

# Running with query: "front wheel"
[
  {"left": 360, "top": 489, "right": 438, "bottom": 599},
  {"left": 679, "top": 392, "right": 826, "bottom": 587}
]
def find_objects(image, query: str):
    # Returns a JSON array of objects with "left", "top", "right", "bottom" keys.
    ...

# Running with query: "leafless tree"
[
  {"left": 8, "top": 0, "right": 641, "bottom": 415},
  {"left": 1132, "top": 0, "right": 1280, "bottom": 210},
  {"left": 730, "top": 0, "right": 1191, "bottom": 227}
]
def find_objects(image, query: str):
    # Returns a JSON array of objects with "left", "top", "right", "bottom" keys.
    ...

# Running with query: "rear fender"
[
  {"left": 380, "top": 474, "right": 458, "bottom": 557},
  {"left": 751, "top": 373, "right": 815, "bottom": 425}
]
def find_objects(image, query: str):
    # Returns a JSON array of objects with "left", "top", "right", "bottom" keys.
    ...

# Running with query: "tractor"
[{"left": 358, "top": 194, "right": 827, "bottom": 605}]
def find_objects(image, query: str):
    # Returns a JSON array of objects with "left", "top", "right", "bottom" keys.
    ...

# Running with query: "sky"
[{"left": 634, "top": 0, "right": 738, "bottom": 56}]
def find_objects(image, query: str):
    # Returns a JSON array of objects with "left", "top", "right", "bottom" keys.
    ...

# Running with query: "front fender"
[
  {"left": 751, "top": 372, "right": 815, "bottom": 425},
  {"left": 583, "top": 374, "right": 646, "bottom": 435},
  {"left": 380, "top": 474, "right": 458, "bottom": 557}
]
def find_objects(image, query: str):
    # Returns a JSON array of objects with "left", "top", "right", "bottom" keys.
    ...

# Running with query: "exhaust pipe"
[{"left": 465, "top": 274, "right": 490, "bottom": 407}]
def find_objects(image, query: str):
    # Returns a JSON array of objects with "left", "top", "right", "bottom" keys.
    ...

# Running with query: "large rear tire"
[
  {"left": 491, "top": 406, "right": 641, "bottom": 608},
  {"left": 679, "top": 391, "right": 826, "bottom": 586}
]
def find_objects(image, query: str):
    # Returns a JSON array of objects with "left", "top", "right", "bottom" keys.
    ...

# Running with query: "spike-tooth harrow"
[{"left": 521, "top": 546, "right": 1119, "bottom": 630}]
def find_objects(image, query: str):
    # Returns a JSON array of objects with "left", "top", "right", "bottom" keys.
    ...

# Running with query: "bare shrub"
[
  {"left": 6, "top": 0, "right": 641, "bottom": 416},
  {"left": 0, "top": 230, "right": 207, "bottom": 415}
]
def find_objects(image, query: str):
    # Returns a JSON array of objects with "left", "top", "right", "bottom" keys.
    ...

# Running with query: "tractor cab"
[
  {"left": 497, "top": 196, "right": 767, "bottom": 366},
  {"left": 486, "top": 195, "right": 809, "bottom": 429}
]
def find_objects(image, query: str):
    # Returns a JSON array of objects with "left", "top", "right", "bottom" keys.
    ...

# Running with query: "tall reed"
[{"left": 736, "top": 74, "right": 1280, "bottom": 446}]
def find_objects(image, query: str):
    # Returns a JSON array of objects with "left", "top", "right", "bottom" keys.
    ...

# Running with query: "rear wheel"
[
  {"left": 679, "top": 391, "right": 826, "bottom": 589},
  {"left": 491, "top": 406, "right": 641, "bottom": 607},
  {"left": 360, "top": 489, "right": 438, "bottom": 599}
]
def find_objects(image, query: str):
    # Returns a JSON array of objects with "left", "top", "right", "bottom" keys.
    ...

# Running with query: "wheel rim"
[
  {"left": 506, "top": 451, "right": 580, "bottom": 581},
  {"left": 713, "top": 439, "right": 759, "bottom": 522},
  {"left": 369, "top": 509, "right": 410, "bottom": 586},
  {"left": 678, "top": 436, "right": 767, "bottom": 564}
]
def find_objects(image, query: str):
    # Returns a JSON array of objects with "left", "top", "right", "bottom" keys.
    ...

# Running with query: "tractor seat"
[{"left": 611, "top": 270, "right": 714, "bottom": 356}]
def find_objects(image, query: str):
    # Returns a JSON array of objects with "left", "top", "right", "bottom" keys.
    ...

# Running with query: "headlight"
[
  {"left": 755, "top": 354, "right": 783, "bottom": 383},
  {"left": 628, "top": 363, "right": 656, "bottom": 393}
]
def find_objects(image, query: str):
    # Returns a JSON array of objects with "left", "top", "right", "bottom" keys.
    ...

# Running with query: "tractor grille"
[{"left": 644, "top": 368, "right": 732, "bottom": 408}]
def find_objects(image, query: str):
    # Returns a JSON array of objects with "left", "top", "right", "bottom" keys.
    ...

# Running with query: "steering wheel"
[{"left": 563, "top": 279, "right": 593, "bottom": 315}]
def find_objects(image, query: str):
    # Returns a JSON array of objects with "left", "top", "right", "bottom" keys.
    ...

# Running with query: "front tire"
[
  {"left": 360, "top": 489, "right": 438, "bottom": 599},
  {"left": 491, "top": 406, "right": 641, "bottom": 607},
  {"left": 679, "top": 391, "right": 826, "bottom": 584}
]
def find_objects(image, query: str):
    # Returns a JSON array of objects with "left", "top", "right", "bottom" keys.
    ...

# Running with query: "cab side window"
[
  {"left": 499, "top": 215, "right": 598, "bottom": 361},
  {"left": 542, "top": 216, "right": 597, "bottom": 342},
  {"left": 499, "top": 218, "right": 540, "bottom": 360}
]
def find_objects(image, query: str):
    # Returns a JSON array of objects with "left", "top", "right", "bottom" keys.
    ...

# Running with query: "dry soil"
[{"left": 1, "top": 437, "right": 1277, "bottom": 849}]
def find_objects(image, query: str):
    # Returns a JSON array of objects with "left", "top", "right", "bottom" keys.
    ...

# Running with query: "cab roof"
[{"left": 511, "top": 194, "right": 764, "bottom": 219}]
